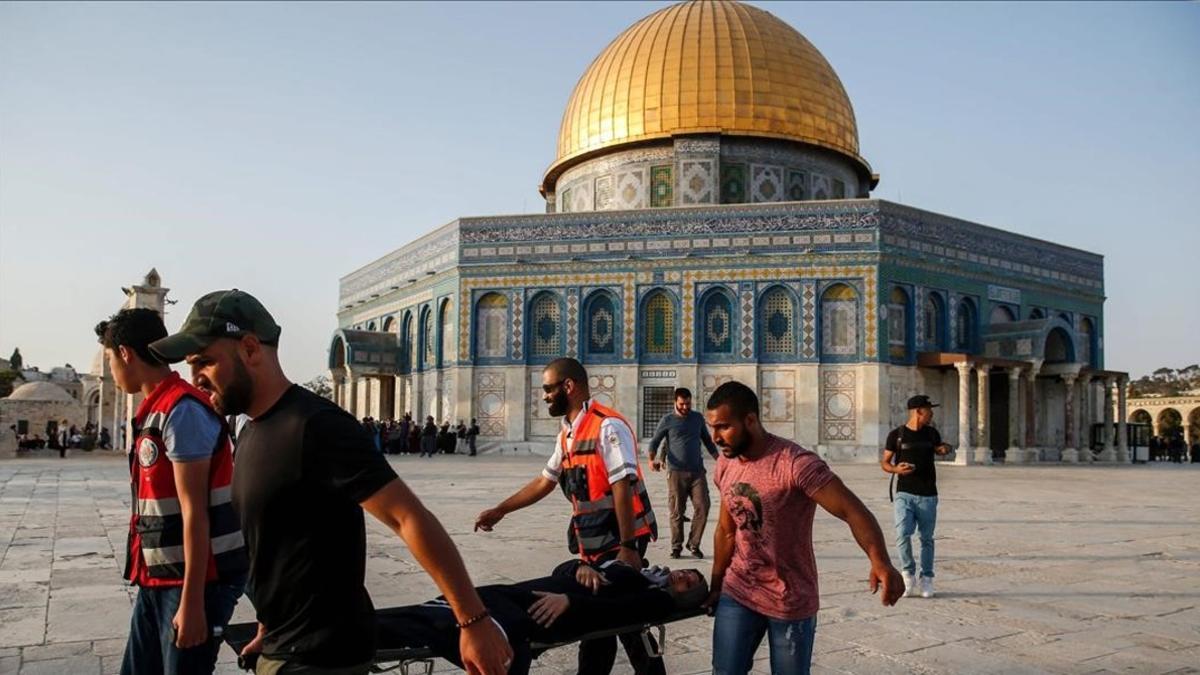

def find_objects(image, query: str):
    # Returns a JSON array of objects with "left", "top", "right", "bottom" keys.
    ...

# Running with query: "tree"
[
  {"left": 8, "top": 348, "right": 22, "bottom": 371},
  {"left": 0, "top": 370, "right": 17, "bottom": 398},
  {"left": 301, "top": 375, "right": 333, "bottom": 401}
]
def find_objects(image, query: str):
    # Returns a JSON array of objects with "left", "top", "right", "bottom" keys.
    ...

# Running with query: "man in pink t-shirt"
[{"left": 703, "top": 381, "right": 904, "bottom": 675}]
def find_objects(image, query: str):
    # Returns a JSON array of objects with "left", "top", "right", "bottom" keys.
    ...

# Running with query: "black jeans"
[{"left": 577, "top": 538, "right": 665, "bottom": 675}]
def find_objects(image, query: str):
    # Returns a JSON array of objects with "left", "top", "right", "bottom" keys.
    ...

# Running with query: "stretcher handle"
[
  {"left": 392, "top": 658, "right": 434, "bottom": 675},
  {"left": 640, "top": 624, "right": 667, "bottom": 658}
]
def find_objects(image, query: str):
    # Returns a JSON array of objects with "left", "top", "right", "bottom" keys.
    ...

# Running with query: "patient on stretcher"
[{"left": 376, "top": 559, "right": 708, "bottom": 674}]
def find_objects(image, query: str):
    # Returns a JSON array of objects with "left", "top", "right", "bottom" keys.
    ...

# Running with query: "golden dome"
[{"left": 543, "top": 0, "right": 868, "bottom": 193}]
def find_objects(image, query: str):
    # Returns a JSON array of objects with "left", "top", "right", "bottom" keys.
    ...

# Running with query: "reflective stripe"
[
  {"left": 578, "top": 532, "right": 618, "bottom": 550},
  {"left": 572, "top": 439, "right": 597, "bottom": 454},
  {"left": 607, "top": 463, "right": 637, "bottom": 479},
  {"left": 210, "top": 485, "right": 232, "bottom": 506},
  {"left": 139, "top": 486, "right": 232, "bottom": 517},
  {"left": 139, "top": 497, "right": 180, "bottom": 517},
  {"left": 575, "top": 495, "right": 614, "bottom": 512},
  {"left": 141, "top": 412, "right": 168, "bottom": 431},
  {"left": 143, "top": 530, "right": 244, "bottom": 567}
]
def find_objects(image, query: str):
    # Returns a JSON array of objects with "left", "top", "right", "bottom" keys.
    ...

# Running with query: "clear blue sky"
[{"left": 2, "top": 1, "right": 1197, "bottom": 383}]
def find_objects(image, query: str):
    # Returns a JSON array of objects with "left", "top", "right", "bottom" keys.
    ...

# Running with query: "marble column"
[
  {"left": 97, "top": 379, "right": 107, "bottom": 449},
  {"left": 1006, "top": 367, "right": 1023, "bottom": 463},
  {"left": 1099, "top": 376, "right": 1116, "bottom": 462},
  {"left": 954, "top": 362, "right": 974, "bottom": 465},
  {"left": 1116, "top": 377, "right": 1129, "bottom": 462},
  {"left": 1077, "top": 376, "right": 1093, "bottom": 463},
  {"left": 1024, "top": 363, "right": 1041, "bottom": 462},
  {"left": 346, "top": 370, "right": 358, "bottom": 419},
  {"left": 1061, "top": 371, "right": 1079, "bottom": 463},
  {"left": 975, "top": 364, "right": 992, "bottom": 464}
]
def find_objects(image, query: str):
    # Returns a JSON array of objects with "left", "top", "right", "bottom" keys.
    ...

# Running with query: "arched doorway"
[
  {"left": 1157, "top": 408, "right": 1182, "bottom": 443},
  {"left": 1044, "top": 327, "right": 1075, "bottom": 364},
  {"left": 1187, "top": 408, "right": 1200, "bottom": 451},
  {"left": 1130, "top": 409, "right": 1152, "bottom": 426}
]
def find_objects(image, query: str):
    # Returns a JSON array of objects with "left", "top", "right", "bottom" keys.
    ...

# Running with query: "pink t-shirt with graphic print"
[{"left": 714, "top": 434, "right": 836, "bottom": 620}]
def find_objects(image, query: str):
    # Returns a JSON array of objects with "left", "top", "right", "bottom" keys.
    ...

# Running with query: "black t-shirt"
[
  {"left": 885, "top": 424, "right": 942, "bottom": 497},
  {"left": 232, "top": 385, "right": 398, "bottom": 667}
]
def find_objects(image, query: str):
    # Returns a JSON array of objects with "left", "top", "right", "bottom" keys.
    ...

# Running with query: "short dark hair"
[
  {"left": 95, "top": 308, "right": 167, "bottom": 366},
  {"left": 674, "top": 387, "right": 692, "bottom": 400},
  {"left": 546, "top": 357, "right": 588, "bottom": 391},
  {"left": 706, "top": 381, "right": 759, "bottom": 417}
]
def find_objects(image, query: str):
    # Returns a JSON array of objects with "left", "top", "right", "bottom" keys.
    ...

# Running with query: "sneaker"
[
  {"left": 669, "top": 550, "right": 682, "bottom": 559},
  {"left": 902, "top": 571, "right": 916, "bottom": 598},
  {"left": 688, "top": 546, "right": 705, "bottom": 559},
  {"left": 919, "top": 576, "right": 935, "bottom": 598}
]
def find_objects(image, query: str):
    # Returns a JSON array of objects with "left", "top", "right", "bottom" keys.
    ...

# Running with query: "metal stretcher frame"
[{"left": 224, "top": 607, "right": 705, "bottom": 674}]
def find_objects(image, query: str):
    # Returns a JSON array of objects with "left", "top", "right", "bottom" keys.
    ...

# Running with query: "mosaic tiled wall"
[
  {"left": 473, "top": 370, "right": 506, "bottom": 437},
  {"left": 679, "top": 160, "right": 715, "bottom": 204},
  {"left": 588, "top": 372, "right": 618, "bottom": 409},
  {"left": 751, "top": 165, "right": 784, "bottom": 203},
  {"left": 760, "top": 369, "right": 796, "bottom": 423},
  {"left": 820, "top": 368, "right": 857, "bottom": 442}
]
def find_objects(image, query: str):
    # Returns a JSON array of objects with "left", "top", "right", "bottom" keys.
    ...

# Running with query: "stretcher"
[{"left": 223, "top": 607, "right": 705, "bottom": 674}]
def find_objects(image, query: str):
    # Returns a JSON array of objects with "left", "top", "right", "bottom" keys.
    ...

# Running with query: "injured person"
[
  {"left": 377, "top": 559, "right": 707, "bottom": 674},
  {"left": 230, "top": 559, "right": 707, "bottom": 674}
]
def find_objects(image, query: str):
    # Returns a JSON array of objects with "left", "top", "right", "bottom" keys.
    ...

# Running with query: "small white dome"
[{"left": 7, "top": 381, "right": 75, "bottom": 402}]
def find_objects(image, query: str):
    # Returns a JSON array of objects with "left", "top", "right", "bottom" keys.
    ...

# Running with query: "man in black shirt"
[
  {"left": 880, "top": 395, "right": 952, "bottom": 600},
  {"left": 150, "top": 290, "right": 511, "bottom": 675}
]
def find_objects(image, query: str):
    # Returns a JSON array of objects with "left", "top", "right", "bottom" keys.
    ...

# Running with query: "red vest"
[
  {"left": 557, "top": 401, "right": 657, "bottom": 562},
  {"left": 125, "top": 373, "right": 247, "bottom": 587}
]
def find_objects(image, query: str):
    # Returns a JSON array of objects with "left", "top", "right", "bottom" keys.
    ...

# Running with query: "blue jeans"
[
  {"left": 894, "top": 493, "right": 938, "bottom": 578},
  {"left": 712, "top": 595, "right": 816, "bottom": 675},
  {"left": 121, "top": 574, "right": 246, "bottom": 675}
]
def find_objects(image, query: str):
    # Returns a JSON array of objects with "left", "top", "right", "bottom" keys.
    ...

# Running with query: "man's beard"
[
  {"left": 212, "top": 358, "right": 253, "bottom": 416},
  {"left": 718, "top": 433, "right": 750, "bottom": 458},
  {"left": 546, "top": 389, "right": 569, "bottom": 417}
]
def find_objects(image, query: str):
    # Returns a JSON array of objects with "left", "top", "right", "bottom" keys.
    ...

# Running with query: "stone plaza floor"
[{"left": 0, "top": 452, "right": 1197, "bottom": 674}]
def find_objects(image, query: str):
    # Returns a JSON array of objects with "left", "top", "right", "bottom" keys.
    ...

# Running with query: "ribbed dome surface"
[{"left": 544, "top": 0, "right": 864, "bottom": 190}]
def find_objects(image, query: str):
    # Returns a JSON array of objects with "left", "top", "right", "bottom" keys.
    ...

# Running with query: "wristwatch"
[{"left": 620, "top": 539, "right": 639, "bottom": 551}]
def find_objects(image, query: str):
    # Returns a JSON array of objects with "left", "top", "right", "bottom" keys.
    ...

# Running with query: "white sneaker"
[
  {"left": 902, "top": 571, "right": 917, "bottom": 598},
  {"left": 919, "top": 576, "right": 935, "bottom": 598}
]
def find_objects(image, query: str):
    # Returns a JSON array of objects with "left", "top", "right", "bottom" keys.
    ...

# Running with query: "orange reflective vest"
[
  {"left": 125, "top": 373, "right": 247, "bottom": 587},
  {"left": 557, "top": 401, "right": 657, "bottom": 561}
]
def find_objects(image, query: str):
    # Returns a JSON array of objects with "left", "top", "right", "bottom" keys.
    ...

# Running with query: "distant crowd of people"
[
  {"left": 1149, "top": 434, "right": 1199, "bottom": 463},
  {"left": 360, "top": 413, "right": 481, "bottom": 457},
  {"left": 10, "top": 421, "right": 112, "bottom": 457}
]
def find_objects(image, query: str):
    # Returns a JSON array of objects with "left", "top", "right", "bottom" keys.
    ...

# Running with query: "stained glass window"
[
  {"left": 821, "top": 284, "right": 858, "bottom": 356},
  {"left": 702, "top": 292, "right": 733, "bottom": 354},
  {"left": 760, "top": 287, "right": 795, "bottom": 355},
  {"left": 888, "top": 287, "right": 909, "bottom": 360},
  {"left": 586, "top": 293, "right": 616, "bottom": 355},
  {"left": 476, "top": 293, "right": 508, "bottom": 359},
  {"left": 923, "top": 292, "right": 945, "bottom": 350},
  {"left": 422, "top": 309, "right": 434, "bottom": 367},
  {"left": 955, "top": 300, "right": 976, "bottom": 351},
  {"left": 439, "top": 300, "right": 454, "bottom": 366},
  {"left": 531, "top": 293, "right": 562, "bottom": 357},
  {"left": 643, "top": 291, "right": 674, "bottom": 355}
]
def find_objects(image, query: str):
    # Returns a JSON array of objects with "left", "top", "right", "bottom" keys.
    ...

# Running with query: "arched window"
[
  {"left": 821, "top": 284, "right": 858, "bottom": 356},
  {"left": 367, "top": 320, "right": 377, "bottom": 331},
  {"left": 1079, "top": 317, "right": 1096, "bottom": 368},
  {"left": 1029, "top": 308, "right": 1045, "bottom": 320},
  {"left": 923, "top": 292, "right": 946, "bottom": 350},
  {"left": 989, "top": 305, "right": 1015, "bottom": 325},
  {"left": 954, "top": 299, "right": 977, "bottom": 352},
  {"left": 760, "top": 286, "right": 796, "bottom": 357},
  {"left": 584, "top": 291, "right": 618, "bottom": 357},
  {"left": 403, "top": 313, "right": 416, "bottom": 370},
  {"left": 421, "top": 308, "right": 435, "bottom": 368},
  {"left": 530, "top": 292, "right": 563, "bottom": 358},
  {"left": 381, "top": 316, "right": 395, "bottom": 333},
  {"left": 888, "top": 287, "right": 911, "bottom": 360},
  {"left": 642, "top": 290, "right": 675, "bottom": 357},
  {"left": 1044, "top": 327, "right": 1074, "bottom": 363},
  {"left": 475, "top": 293, "right": 508, "bottom": 359},
  {"left": 438, "top": 299, "right": 454, "bottom": 367},
  {"left": 701, "top": 290, "right": 734, "bottom": 356}
]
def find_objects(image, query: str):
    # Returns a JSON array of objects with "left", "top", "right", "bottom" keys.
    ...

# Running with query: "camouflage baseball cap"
[{"left": 149, "top": 289, "right": 281, "bottom": 363}]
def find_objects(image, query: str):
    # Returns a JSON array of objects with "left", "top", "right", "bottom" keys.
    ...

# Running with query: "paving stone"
[
  {"left": 20, "top": 640, "right": 92, "bottom": 661},
  {"left": 18, "top": 655, "right": 101, "bottom": 675}
]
